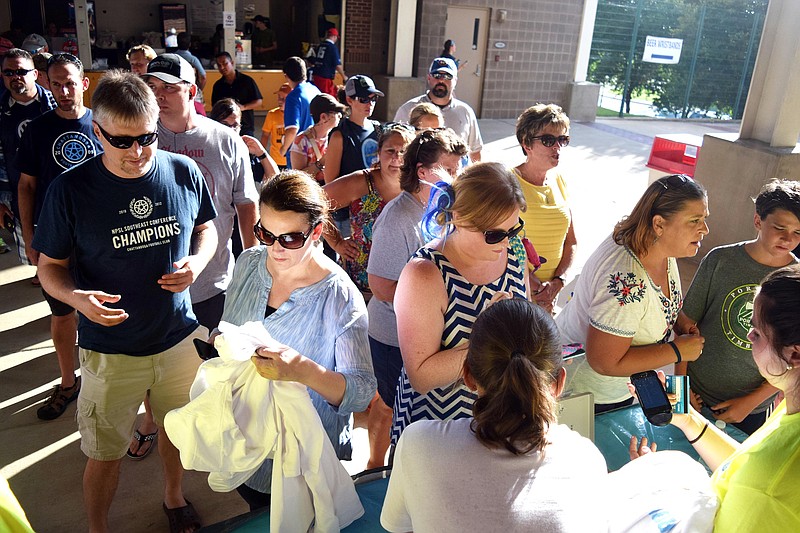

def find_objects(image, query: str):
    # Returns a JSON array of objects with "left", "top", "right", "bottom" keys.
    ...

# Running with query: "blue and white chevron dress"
[{"left": 390, "top": 245, "right": 527, "bottom": 444}]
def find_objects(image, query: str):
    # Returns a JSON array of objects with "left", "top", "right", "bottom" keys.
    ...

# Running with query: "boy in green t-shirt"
[{"left": 676, "top": 180, "right": 800, "bottom": 434}]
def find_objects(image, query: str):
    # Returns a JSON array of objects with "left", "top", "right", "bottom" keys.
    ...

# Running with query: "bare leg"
[
  {"left": 366, "top": 392, "right": 393, "bottom": 469},
  {"left": 128, "top": 393, "right": 158, "bottom": 456},
  {"left": 84, "top": 457, "right": 122, "bottom": 533},
  {"left": 52, "top": 311, "right": 78, "bottom": 387},
  {"left": 159, "top": 428, "right": 188, "bottom": 509}
]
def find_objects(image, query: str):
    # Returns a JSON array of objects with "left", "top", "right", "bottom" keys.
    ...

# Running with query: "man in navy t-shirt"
[
  {"left": 33, "top": 70, "right": 217, "bottom": 532},
  {"left": 16, "top": 52, "right": 102, "bottom": 421},
  {"left": 311, "top": 28, "right": 346, "bottom": 97}
]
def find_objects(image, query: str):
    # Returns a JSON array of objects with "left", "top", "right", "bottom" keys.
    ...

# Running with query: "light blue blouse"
[{"left": 219, "top": 245, "right": 377, "bottom": 492}]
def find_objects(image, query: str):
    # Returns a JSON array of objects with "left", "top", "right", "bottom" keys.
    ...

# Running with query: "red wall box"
[{"left": 646, "top": 134, "right": 704, "bottom": 177}]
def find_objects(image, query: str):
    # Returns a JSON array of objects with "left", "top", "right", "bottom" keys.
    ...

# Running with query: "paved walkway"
[{"left": 0, "top": 117, "right": 739, "bottom": 532}]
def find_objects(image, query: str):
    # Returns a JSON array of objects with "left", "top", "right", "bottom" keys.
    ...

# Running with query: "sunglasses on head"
[
  {"left": 530, "top": 134, "right": 570, "bottom": 148},
  {"left": 380, "top": 121, "right": 415, "bottom": 134},
  {"left": 95, "top": 123, "right": 158, "bottom": 149},
  {"left": 356, "top": 95, "right": 379, "bottom": 104},
  {"left": 253, "top": 220, "right": 317, "bottom": 249},
  {"left": 483, "top": 218, "right": 525, "bottom": 245},
  {"left": 431, "top": 72, "right": 453, "bottom": 81},
  {"left": 2, "top": 68, "right": 35, "bottom": 77},
  {"left": 47, "top": 52, "right": 82, "bottom": 68}
]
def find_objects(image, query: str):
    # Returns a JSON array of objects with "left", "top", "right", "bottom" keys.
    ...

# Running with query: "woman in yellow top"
[
  {"left": 631, "top": 264, "right": 800, "bottom": 531},
  {"left": 513, "top": 103, "right": 576, "bottom": 312}
]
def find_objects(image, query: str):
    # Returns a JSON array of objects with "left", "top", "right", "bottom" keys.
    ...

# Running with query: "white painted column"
[
  {"left": 388, "top": 0, "right": 417, "bottom": 77},
  {"left": 74, "top": 1, "right": 92, "bottom": 67},
  {"left": 739, "top": 0, "right": 800, "bottom": 147},
  {"left": 224, "top": 0, "right": 237, "bottom": 56},
  {"left": 573, "top": 0, "right": 598, "bottom": 82}
]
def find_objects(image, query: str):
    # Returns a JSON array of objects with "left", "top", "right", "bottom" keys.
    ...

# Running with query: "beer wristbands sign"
[{"left": 643, "top": 36, "right": 683, "bottom": 64}]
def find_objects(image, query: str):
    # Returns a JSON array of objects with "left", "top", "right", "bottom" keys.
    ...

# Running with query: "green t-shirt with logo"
[{"left": 683, "top": 242, "right": 796, "bottom": 413}]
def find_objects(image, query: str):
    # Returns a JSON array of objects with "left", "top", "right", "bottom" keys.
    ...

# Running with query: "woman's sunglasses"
[
  {"left": 356, "top": 95, "right": 379, "bottom": 104},
  {"left": 95, "top": 123, "right": 158, "bottom": 149},
  {"left": 530, "top": 134, "right": 570, "bottom": 148},
  {"left": 483, "top": 218, "right": 525, "bottom": 245},
  {"left": 253, "top": 221, "right": 317, "bottom": 249}
]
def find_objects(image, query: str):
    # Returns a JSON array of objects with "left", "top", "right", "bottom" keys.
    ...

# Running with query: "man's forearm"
[
  {"left": 235, "top": 202, "right": 259, "bottom": 249},
  {"left": 191, "top": 223, "right": 218, "bottom": 273},
  {"left": 17, "top": 175, "right": 36, "bottom": 240},
  {"left": 38, "top": 260, "right": 78, "bottom": 306}
]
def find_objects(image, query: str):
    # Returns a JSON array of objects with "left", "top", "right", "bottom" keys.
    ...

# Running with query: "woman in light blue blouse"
[{"left": 219, "top": 170, "right": 377, "bottom": 511}]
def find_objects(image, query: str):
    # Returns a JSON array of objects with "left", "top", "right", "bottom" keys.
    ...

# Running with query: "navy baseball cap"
[
  {"left": 429, "top": 57, "right": 457, "bottom": 78},
  {"left": 345, "top": 75, "right": 385, "bottom": 99}
]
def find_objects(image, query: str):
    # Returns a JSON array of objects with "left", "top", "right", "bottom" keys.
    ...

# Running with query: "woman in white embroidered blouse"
[{"left": 556, "top": 174, "right": 708, "bottom": 411}]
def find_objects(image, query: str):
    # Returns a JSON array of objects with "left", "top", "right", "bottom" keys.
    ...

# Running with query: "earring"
[{"left": 788, "top": 364, "right": 794, "bottom": 371}]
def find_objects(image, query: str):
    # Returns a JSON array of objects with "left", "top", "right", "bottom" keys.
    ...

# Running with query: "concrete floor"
[{"left": 0, "top": 117, "right": 740, "bottom": 532}]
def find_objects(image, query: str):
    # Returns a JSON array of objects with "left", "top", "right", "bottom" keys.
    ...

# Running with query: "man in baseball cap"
[
  {"left": 311, "top": 27, "right": 346, "bottom": 97},
  {"left": 21, "top": 33, "right": 48, "bottom": 54},
  {"left": 145, "top": 52, "right": 196, "bottom": 85},
  {"left": 393, "top": 56, "right": 483, "bottom": 161}
]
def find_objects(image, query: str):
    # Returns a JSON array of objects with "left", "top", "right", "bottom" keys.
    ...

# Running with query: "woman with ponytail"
[{"left": 381, "top": 298, "right": 608, "bottom": 532}]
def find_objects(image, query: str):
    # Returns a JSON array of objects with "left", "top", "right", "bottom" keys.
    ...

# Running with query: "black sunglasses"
[
  {"left": 530, "top": 134, "right": 570, "bottom": 148},
  {"left": 253, "top": 221, "right": 317, "bottom": 249},
  {"left": 431, "top": 72, "right": 453, "bottom": 81},
  {"left": 356, "top": 95, "right": 379, "bottom": 104},
  {"left": 95, "top": 123, "right": 158, "bottom": 149},
  {"left": 2, "top": 68, "right": 35, "bottom": 77},
  {"left": 483, "top": 218, "right": 525, "bottom": 245}
]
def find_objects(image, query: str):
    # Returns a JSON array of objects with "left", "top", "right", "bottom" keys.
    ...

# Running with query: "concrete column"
[
  {"left": 224, "top": 0, "right": 236, "bottom": 57},
  {"left": 573, "top": 0, "right": 598, "bottom": 83},
  {"left": 74, "top": 1, "right": 93, "bottom": 67},
  {"left": 739, "top": 0, "right": 800, "bottom": 147},
  {"left": 387, "top": 0, "right": 417, "bottom": 77}
]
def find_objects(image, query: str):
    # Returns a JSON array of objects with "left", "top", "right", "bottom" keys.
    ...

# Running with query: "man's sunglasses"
[
  {"left": 253, "top": 221, "right": 317, "bottom": 249},
  {"left": 431, "top": 72, "right": 453, "bottom": 81},
  {"left": 2, "top": 68, "right": 35, "bottom": 77},
  {"left": 530, "top": 134, "right": 570, "bottom": 148},
  {"left": 95, "top": 123, "right": 158, "bottom": 149},
  {"left": 356, "top": 95, "right": 379, "bottom": 104},
  {"left": 484, "top": 218, "right": 525, "bottom": 245}
]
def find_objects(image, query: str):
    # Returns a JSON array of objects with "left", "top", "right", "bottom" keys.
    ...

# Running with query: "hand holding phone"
[{"left": 630, "top": 370, "right": 673, "bottom": 426}]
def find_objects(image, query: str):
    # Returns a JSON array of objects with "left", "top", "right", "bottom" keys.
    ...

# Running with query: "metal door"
[{"left": 444, "top": 6, "right": 489, "bottom": 116}]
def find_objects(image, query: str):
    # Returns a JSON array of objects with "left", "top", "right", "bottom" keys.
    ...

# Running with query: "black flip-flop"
[
  {"left": 126, "top": 429, "right": 158, "bottom": 460},
  {"left": 163, "top": 500, "right": 202, "bottom": 533}
]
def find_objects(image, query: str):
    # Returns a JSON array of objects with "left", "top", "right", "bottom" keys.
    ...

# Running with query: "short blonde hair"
[
  {"left": 516, "top": 103, "right": 570, "bottom": 155},
  {"left": 126, "top": 44, "right": 157, "bottom": 62},
  {"left": 409, "top": 102, "right": 443, "bottom": 128}
]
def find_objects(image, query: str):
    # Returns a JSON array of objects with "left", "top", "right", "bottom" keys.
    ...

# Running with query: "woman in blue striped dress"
[{"left": 391, "top": 162, "right": 529, "bottom": 443}]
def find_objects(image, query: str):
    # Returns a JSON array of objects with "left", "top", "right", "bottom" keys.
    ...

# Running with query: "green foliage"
[{"left": 588, "top": 0, "right": 768, "bottom": 118}]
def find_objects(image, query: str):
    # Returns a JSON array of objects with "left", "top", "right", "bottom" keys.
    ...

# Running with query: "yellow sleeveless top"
[{"left": 513, "top": 168, "right": 571, "bottom": 281}]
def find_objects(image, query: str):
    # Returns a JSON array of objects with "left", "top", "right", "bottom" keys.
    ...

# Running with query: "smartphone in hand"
[
  {"left": 193, "top": 338, "right": 220, "bottom": 360},
  {"left": 631, "top": 370, "right": 673, "bottom": 426}
]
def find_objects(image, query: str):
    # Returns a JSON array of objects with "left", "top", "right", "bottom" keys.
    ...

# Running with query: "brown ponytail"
[{"left": 467, "top": 299, "right": 562, "bottom": 455}]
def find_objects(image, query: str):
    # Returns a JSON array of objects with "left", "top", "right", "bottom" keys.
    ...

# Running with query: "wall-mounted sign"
[{"left": 494, "top": 41, "right": 506, "bottom": 49}]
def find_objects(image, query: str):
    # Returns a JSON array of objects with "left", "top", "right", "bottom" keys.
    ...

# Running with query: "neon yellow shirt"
[
  {"left": 513, "top": 168, "right": 571, "bottom": 281},
  {"left": 712, "top": 400, "right": 800, "bottom": 531}
]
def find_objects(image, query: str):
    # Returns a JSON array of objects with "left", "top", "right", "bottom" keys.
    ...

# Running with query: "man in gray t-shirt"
[{"left": 144, "top": 53, "right": 258, "bottom": 329}]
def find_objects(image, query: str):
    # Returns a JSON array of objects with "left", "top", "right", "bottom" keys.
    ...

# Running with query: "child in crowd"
[
  {"left": 408, "top": 102, "right": 444, "bottom": 131},
  {"left": 261, "top": 83, "right": 291, "bottom": 169},
  {"left": 676, "top": 180, "right": 800, "bottom": 434}
]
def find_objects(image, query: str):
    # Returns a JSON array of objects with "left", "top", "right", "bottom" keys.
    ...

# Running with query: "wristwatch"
[
  {"left": 552, "top": 275, "right": 567, "bottom": 285},
  {"left": 254, "top": 153, "right": 267, "bottom": 162}
]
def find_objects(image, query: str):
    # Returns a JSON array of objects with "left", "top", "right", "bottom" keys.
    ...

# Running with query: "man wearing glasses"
[
  {"left": 143, "top": 54, "right": 258, "bottom": 330},
  {"left": 0, "top": 48, "right": 56, "bottom": 262},
  {"left": 33, "top": 70, "right": 217, "bottom": 532},
  {"left": 16, "top": 52, "right": 102, "bottom": 421},
  {"left": 394, "top": 57, "right": 483, "bottom": 162}
]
